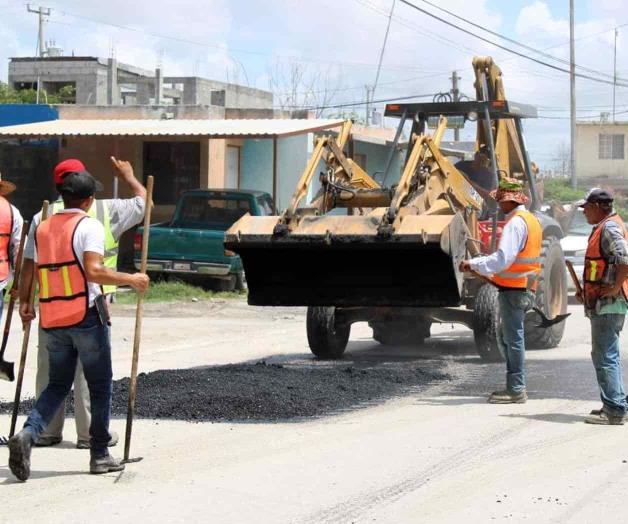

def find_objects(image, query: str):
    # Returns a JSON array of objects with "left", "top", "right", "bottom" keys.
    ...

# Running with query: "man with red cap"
[{"left": 20, "top": 156, "right": 146, "bottom": 448}]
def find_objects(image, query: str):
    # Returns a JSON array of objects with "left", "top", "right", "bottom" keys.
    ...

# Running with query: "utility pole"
[
  {"left": 27, "top": 5, "right": 51, "bottom": 57},
  {"left": 613, "top": 28, "right": 618, "bottom": 122},
  {"left": 569, "top": 0, "right": 577, "bottom": 189},
  {"left": 450, "top": 70, "right": 461, "bottom": 141},
  {"left": 365, "top": 85, "right": 374, "bottom": 126}
]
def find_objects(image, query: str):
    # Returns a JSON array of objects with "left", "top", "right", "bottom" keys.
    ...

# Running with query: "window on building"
[
  {"left": 143, "top": 141, "right": 200, "bottom": 205},
  {"left": 599, "top": 134, "right": 625, "bottom": 160}
]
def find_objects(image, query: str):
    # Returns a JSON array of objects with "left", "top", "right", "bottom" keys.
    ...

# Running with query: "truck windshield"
[{"left": 173, "top": 195, "right": 252, "bottom": 230}]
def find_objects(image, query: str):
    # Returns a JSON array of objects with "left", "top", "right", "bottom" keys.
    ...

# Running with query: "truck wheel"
[
  {"left": 525, "top": 237, "right": 568, "bottom": 349},
  {"left": 306, "top": 306, "right": 350, "bottom": 359},
  {"left": 214, "top": 275, "right": 237, "bottom": 292},
  {"left": 370, "top": 319, "right": 431, "bottom": 346},
  {"left": 473, "top": 283, "right": 503, "bottom": 362}
]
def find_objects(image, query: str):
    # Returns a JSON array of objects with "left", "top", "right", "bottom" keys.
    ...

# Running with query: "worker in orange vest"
[
  {"left": 9, "top": 171, "right": 149, "bottom": 481},
  {"left": 578, "top": 188, "right": 628, "bottom": 425},
  {"left": 0, "top": 172, "right": 23, "bottom": 323},
  {"left": 460, "top": 178, "right": 542, "bottom": 404}
]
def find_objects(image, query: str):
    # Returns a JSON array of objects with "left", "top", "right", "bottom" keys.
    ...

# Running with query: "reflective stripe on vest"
[
  {"left": 491, "top": 210, "right": 543, "bottom": 291},
  {"left": 583, "top": 214, "right": 628, "bottom": 309},
  {"left": 0, "top": 197, "right": 13, "bottom": 282},
  {"left": 35, "top": 212, "right": 89, "bottom": 329},
  {"left": 51, "top": 199, "right": 118, "bottom": 294}
]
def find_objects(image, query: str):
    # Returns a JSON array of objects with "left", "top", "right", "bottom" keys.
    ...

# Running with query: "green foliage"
[
  {"left": 543, "top": 177, "right": 628, "bottom": 220},
  {"left": 0, "top": 81, "right": 75, "bottom": 104},
  {"left": 115, "top": 280, "right": 245, "bottom": 304},
  {"left": 542, "top": 178, "right": 583, "bottom": 203}
]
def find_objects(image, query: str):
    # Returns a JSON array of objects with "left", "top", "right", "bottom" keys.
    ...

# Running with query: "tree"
[
  {"left": 552, "top": 141, "right": 570, "bottom": 178},
  {"left": 0, "top": 81, "right": 75, "bottom": 104},
  {"left": 268, "top": 62, "right": 340, "bottom": 118}
]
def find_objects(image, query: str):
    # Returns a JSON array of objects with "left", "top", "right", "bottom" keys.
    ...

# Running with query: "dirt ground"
[{"left": 0, "top": 300, "right": 627, "bottom": 523}]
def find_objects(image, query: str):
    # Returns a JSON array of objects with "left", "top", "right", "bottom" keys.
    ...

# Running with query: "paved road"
[{"left": 1, "top": 301, "right": 626, "bottom": 523}]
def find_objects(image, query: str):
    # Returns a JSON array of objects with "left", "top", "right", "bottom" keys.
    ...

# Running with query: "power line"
[
  {"left": 51, "top": 7, "right": 442, "bottom": 74},
  {"left": 397, "top": 0, "right": 628, "bottom": 88},
  {"left": 414, "top": 0, "right": 628, "bottom": 83},
  {"left": 278, "top": 91, "right": 436, "bottom": 111}
]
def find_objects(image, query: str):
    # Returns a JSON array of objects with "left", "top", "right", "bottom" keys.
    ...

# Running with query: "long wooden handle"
[
  {"left": 124, "top": 176, "right": 154, "bottom": 461},
  {"left": 565, "top": 260, "right": 583, "bottom": 295},
  {"left": 0, "top": 222, "right": 28, "bottom": 359},
  {"left": 10, "top": 202, "right": 49, "bottom": 437}
]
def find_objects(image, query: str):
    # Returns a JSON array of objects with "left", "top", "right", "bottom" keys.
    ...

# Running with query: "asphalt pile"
[{"left": 0, "top": 361, "right": 447, "bottom": 422}]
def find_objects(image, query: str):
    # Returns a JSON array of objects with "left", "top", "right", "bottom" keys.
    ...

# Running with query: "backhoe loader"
[{"left": 225, "top": 57, "right": 568, "bottom": 361}]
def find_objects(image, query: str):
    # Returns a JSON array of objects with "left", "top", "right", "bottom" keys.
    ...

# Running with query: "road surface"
[{"left": 0, "top": 300, "right": 626, "bottom": 523}]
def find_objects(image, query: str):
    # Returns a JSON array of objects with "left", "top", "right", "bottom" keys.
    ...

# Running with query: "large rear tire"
[
  {"left": 525, "top": 237, "right": 568, "bottom": 349},
  {"left": 370, "top": 319, "right": 431, "bottom": 346},
  {"left": 306, "top": 306, "right": 350, "bottom": 359},
  {"left": 473, "top": 283, "right": 503, "bottom": 362}
]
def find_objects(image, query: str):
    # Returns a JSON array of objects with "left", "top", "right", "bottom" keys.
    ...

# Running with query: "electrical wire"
[{"left": 397, "top": 0, "right": 628, "bottom": 88}]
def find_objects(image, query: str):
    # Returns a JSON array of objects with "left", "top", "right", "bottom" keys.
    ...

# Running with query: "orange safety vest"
[
  {"left": 0, "top": 196, "right": 13, "bottom": 282},
  {"left": 583, "top": 213, "right": 628, "bottom": 309},
  {"left": 35, "top": 212, "right": 89, "bottom": 329},
  {"left": 492, "top": 210, "right": 542, "bottom": 291}
]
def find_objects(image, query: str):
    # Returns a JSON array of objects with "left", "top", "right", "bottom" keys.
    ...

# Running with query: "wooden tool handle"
[
  {"left": 124, "top": 176, "right": 154, "bottom": 461},
  {"left": 565, "top": 260, "right": 583, "bottom": 295},
  {"left": 0, "top": 222, "right": 29, "bottom": 359},
  {"left": 10, "top": 202, "right": 49, "bottom": 437}
]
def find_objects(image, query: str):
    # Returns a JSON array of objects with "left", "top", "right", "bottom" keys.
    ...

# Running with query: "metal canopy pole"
[
  {"left": 272, "top": 137, "right": 278, "bottom": 213},
  {"left": 381, "top": 108, "right": 407, "bottom": 186},
  {"left": 113, "top": 137, "right": 120, "bottom": 198}
]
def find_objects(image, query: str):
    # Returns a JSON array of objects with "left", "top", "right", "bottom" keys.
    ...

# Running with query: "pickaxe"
[{"left": 469, "top": 269, "right": 570, "bottom": 328}]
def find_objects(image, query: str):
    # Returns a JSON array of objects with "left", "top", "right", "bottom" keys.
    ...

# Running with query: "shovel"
[
  {"left": 0, "top": 223, "right": 28, "bottom": 382},
  {"left": 469, "top": 269, "right": 570, "bottom": 328},
  {"left": 122, "top": 176, "right": 154, "bottom": 465}
]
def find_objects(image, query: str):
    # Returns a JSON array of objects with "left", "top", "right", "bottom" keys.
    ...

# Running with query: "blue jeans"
[
  {"left": 590, "top": 313, "right": 627, "bottom": 416},
  {"left": 498, "top": 290, "right": 533, "bottom": 393},
  {"left": 24, "top": 308, "right": 112, "bottom": 457}
]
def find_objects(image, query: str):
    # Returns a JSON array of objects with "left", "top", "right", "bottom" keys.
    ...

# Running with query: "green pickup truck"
[{"left": 135, "top": 189, "right": 274, "bottom": 290}]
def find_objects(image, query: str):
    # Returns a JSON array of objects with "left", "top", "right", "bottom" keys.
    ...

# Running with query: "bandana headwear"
[{"left": 489, "top": 177, "right": 529, "bottom": 205}]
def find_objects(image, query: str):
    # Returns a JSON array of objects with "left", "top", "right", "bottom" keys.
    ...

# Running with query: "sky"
[{"left": 0, "top": 0, "right": 627, "bottom": 168}]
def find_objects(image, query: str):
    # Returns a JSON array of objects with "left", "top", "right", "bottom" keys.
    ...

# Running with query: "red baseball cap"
[{"left": 53, "top": 159, "right": 86, "bottom": 185}]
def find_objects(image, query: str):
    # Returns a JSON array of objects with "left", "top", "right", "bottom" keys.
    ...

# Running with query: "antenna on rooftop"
[{"left": 27, "top": 4, "right": 51, "bottom": 57}]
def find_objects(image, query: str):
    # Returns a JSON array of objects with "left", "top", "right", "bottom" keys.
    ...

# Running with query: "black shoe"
[
  {"left": 8, "top": 430, "right": 33, "bottom": 482},
  {"left": 90, "top": 452, "right": 125, "bottom": 474}
]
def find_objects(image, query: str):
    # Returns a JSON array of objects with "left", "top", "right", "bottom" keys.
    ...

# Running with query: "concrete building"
[
  {"left": 8, "top": 56, "right": 273, "bottom": 109},
  {"left": 576, "top": 120, "right": 627, "bottom": 184}
]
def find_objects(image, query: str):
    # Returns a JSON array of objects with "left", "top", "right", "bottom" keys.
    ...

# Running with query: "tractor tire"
[
  {"left": 370, "top": 319, "right": 431, "bottom": 346},
  {"left": 525, "top": 237, "right": 568, "bottom": 349},
  {"left": 306, "top": 306, "right": 350, "bottom": 359},
  {"left": 473, "top": 283, "right": 503, "bottom": 362}
]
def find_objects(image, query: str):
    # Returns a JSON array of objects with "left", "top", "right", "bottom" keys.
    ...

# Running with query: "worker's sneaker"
[
  {"left": 488, "top": 389, "right": 527, "bottom": 404},
  {"left": 77, "top": 431, "right": 119, "bottom": 450},
  {"left": 89, "top": 452, "right": 125, "bottom": 474},
  {"left": 584, "top": 411, "right": 625, "bottom": 425},
  {"left": 34, "top": 435, "right": 62, "bottom": 447},
  {"left": 8, "top": 429, "right": 33, "bottom": 482}
]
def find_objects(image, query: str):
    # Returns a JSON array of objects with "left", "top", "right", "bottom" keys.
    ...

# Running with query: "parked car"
[
  {"left": 560, "top": 207, "right": 588, "bottom": 291},
  {"left": 135, "top": 189, "right": 274, "bottom": 290}
]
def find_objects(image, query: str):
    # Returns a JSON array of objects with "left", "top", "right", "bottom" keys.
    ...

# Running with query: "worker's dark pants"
[
  {"left": 24, "top": 308, "right": 112, "bottom": 458},
  {"left": 497, "top": 289, "right": 534, "bottom": 393},
  {"left": 590, "top": 312, "right": 627, "bottom": 416}
]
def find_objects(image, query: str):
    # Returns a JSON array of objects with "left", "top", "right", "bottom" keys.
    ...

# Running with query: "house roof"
[{"left": 0, "top": 118, "right": 345, "bottom": 139}]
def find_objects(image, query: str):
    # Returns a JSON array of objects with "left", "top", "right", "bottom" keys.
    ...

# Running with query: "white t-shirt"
[{"left": 34, "top": 209, "right": 105, "bottom": 307}]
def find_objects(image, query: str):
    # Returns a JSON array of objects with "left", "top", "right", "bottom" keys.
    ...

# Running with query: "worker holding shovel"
[
  {"left": 460, "top": 178, "right": 542, "bottom": 404},
  {"left": 576, "top": 188, "right": 628, "bottom": 425},
  {"left": 21, "top": 157, "right": 146, "bottom": 448},
  {"left": 8, "top": 171, "right": 149, "bottom": 481},
  {"left": 0, "top": 173, "right": 23, "bottom": 321}
]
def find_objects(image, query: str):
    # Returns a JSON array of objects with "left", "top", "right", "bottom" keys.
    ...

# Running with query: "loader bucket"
[{"left": 225, "top": 213, "right": 468, "bottom": 307}]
